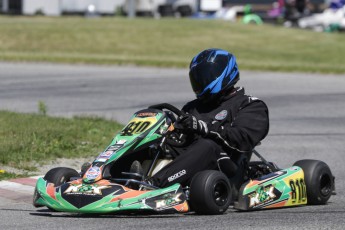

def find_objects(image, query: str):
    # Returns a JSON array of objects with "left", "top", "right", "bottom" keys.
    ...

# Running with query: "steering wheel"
[
  {"left": 148, "top": 103, "right": 188, "bottom": 147},
  {"left": 148, "top": 103, "right": 184, "bottom": 117}
]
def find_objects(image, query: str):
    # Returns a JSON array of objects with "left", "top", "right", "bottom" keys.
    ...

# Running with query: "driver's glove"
[{"left": 175, "top": 113, "right": 209, "bottom": 136}]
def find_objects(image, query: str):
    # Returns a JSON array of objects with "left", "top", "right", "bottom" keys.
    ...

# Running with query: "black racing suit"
[{"left": 151, "top": 87, "right": 269, "bottom": 191}]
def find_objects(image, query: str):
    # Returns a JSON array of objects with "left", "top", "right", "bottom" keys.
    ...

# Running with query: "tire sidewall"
[
  {"left": 205, "top": 174, "right": 231, "bottom": 212},
  {"left": 44, "top": 167, "right": 79, "bottom": 186},
  {"left": 190, "top": 170, "right": 232, "bottom": 215},
  {"left": 294, "top": 160, "right": 333, "bottom": 205},
  {"left": 307, "top": 163, "right": 332, "bottom": 204},
  {"left": 34, "top": 167, "right": 79, "bottom": 207}
]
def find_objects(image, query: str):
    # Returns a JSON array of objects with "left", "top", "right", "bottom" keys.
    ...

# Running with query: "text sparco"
[{"left": 168, "top": 170, "right": 187, "bottom": 182}]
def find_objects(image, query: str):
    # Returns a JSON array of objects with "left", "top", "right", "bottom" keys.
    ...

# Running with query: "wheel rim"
[
  {"left": 213, "top": 180, "right": 229, "bottom": 206},
  {"left": 319, "top": 173, "right": 332, "bottom": 197}
]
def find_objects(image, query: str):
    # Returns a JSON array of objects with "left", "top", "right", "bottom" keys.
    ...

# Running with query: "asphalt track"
[{"left": 0, "top": 62, "right": 345, "bottom": 229}]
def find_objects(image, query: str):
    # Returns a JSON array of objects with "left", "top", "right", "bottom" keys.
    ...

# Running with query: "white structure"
[
  {"left": 0, "top": 0, "right": 125, "bottom": 16},
  {"left": 214, "top": 6, "right": 245, "bottom": 21},
  {"left": 200, "top": 0, "right": 222, "bottom": 11},
  {"left": 0, "top": 0, "right": 222, "bottom": 17},
  {"left": 298, "top": 6, "right": 345, "bottom": 31},
  {"left": 122, "top": 0, "right": 222, "bottom": 17},
  {"left": 23, "top": 0, "right": 61, "bottom": 16},
  {"left": 61, "top": 0, "right": 125, "bottom": 15}
]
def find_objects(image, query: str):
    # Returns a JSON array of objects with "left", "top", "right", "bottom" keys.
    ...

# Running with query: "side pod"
[{"left": 234, "top": 166, "right": 307, "bottom": 211}]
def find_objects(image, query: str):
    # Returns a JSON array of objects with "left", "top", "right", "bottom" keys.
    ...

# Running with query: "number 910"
[{"left": 290, "top": 178, "right": 307, "bottom": 203}]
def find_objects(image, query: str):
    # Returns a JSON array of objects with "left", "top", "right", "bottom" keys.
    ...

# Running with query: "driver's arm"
[{"left": 209, "top": 100, "right": 269, "bottom": 153}]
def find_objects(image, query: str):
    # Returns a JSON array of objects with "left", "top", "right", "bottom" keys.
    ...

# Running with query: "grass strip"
[
  {"left": 0, "top": 111, "right": 122, "bottom": 172},
  {"left": 0, "top": 16, "right": 345, "bottom": 73},
  {"left": 0, "top": 171, "right": 29, "bottom": 180}
]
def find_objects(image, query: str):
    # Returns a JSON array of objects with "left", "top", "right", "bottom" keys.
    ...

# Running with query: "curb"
[{"left": 0, "top": 176, "right": 42, "bottom": 203}]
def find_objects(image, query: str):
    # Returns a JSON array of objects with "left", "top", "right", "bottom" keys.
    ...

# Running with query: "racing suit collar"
[
  {"left": 219, "top": 87, "right": 244, "bottom": 102},
  {"left": 196, "top": 87, "right": 244, "bottom": 107}
]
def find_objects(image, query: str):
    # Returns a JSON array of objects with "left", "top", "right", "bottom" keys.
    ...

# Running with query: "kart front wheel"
[
  {"left": 189, "top": 170, "right": 232, "bottom": 215},
  {"left": 33, "top": 167, "right": 79, "bottom": 208},
  {"left": 43, "top": 167, "right": 80, "bottom": 186},
  {"left": 293, "top": 160, "right": 334, "bottom": 205}
]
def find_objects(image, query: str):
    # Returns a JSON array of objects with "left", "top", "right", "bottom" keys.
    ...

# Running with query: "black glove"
[{"left": 175, "top": 113, "right": 209, "bottom": 136}]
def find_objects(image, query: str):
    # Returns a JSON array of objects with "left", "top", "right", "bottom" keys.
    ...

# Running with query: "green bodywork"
[
  {"left": 34, "top": 109, "right": 188, "bottom": 213},
  {"left": 34, "top": 178, "right": 185, "bottom": 213},
  {"left": 235, "top": 166, "right": 307, "bottom": 210}
]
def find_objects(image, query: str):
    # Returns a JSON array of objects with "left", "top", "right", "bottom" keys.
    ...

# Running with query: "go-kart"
[{"left": 33, "top": 103, "right": 335, "bottom": 214}]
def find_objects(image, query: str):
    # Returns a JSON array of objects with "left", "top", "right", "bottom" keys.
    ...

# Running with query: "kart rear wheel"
[
  {"left": 43, "top": 167, "right": 80, "bottom": 186},
  {"left": 189, "top": 170, "right": 232, "bottom": 215},
  {"left": 293, "top": 160, "right": 333, "bottom": 205}
]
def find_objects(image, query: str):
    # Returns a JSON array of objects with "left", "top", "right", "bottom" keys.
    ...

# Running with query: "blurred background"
[
  {"left": 0, "top": 0, "right": 344, "bottom": 32},
  {"left": 0, "top": 2, "right": 345, "bottom": 228}
]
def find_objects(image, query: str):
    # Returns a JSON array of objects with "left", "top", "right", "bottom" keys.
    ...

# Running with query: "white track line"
[
  {"left": 0, "top": 181, "right": 35, "bottom": 194},
  {"left": 30, "top": 175, "right": 43, "bottom": 180}
]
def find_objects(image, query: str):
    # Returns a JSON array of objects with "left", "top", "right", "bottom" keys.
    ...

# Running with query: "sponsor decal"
[
  {"left": 100, "top": 150, "right": 113, "bottom": 158},
  {"left": 95, "top": 158, "right": 107, "bottom": 163},
  {"left": 215, "top": 110, "right": 228, "bottom": 121},
  {"left": 85, "top": 166, "right": 101, "bottom": 180},
  {"left": 116, "top": 139, "right": 127, "bottom": 145},
  {"left": 64, "top": 183, "right": 110, "bottom": 195},
  {"left": 107, "top": 140, "right": 126, "bottom": 151},
  {"left": 159, "top": 122, "right": 170, "bottom": 135},
  {"left": 249, "top": 185, "right": 277, "bottom": 208},
  {"left": 168, "top": 170, "right": 186, "bottom": 182},
  {"left": 136, "top": 112, "right": 157, "bottom": 117},
  {"left": 96, "top": 140, "right": 127, "bottom": 162},
  {"left": 155, "top": 193, "right": 183, "bottom": 209},
  {"left": 95, "top": 151, "right": 114, "bottom": 162}
]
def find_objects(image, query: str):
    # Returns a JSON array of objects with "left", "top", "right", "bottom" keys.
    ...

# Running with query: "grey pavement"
[{"left": 0, "top": 62, "right": 345, "bottom": 229}]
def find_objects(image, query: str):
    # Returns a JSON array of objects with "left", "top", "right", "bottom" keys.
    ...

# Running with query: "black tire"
[
  {"left": 33, "top": 167, "right": 79, "bottom": 208},
  {"left": 189, "top": 170, "right": 232, "bottom": 215},
  {"left": 44, "top": 167, "right": 80, "bottom": 186},
  {"left": 293, "top": 160, "right": 333, "bottom": 205}
]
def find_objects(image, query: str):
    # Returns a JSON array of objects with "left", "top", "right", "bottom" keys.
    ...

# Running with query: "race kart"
[{"left": 33, "top": 103, "right": 335, "bottom": 214}]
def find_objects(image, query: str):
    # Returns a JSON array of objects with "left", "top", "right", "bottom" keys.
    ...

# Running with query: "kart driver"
[{"left": 145, "top": 48, "right": 269, "bottom": 196}]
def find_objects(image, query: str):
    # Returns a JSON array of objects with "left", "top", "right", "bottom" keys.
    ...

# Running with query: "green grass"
[
  {"left": 0, "top": 171, "right": 29, "bottom": 180},
  {"left": 0, "top": 111, "right": 122, "bottom": 171},
  {"left": 0, "top": 16, "right": 345, "bottom": 73}
]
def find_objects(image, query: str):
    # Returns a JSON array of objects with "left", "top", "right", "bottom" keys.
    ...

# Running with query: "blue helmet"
[{"left": 189, "top": 48, "right": 240, "bottom": 101}]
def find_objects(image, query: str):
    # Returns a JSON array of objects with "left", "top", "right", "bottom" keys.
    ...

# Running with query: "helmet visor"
[{"left": 189, "top": 61, "right": 225, "bottom": 96}]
